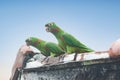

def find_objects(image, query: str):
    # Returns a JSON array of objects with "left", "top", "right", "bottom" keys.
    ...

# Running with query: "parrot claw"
[
  {"left": 41, "top": 57, "right": 51, "bottom": 64},
  {"left": 73, "top": 53, "right": 78, "bottom": 61},
  {"left": 59, "top": 54, "right": 67, "bottom": 62},
  {"left": 46, "top": 57, "right": 50, "bottom": 63}
]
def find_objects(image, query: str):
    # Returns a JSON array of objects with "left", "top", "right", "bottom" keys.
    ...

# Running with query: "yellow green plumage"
[
  {"left": 25, "top": 37, "right": 65, "bottom": 57},
  {"left": 45, "top": 22, "right": 94, "bottom": 54}
]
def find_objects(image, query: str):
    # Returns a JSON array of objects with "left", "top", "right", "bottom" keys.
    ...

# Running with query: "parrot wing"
[
  {"left": 62, "top": 33, "right": 90, "bottom": 49},
  {"left": 45, "top": 42, "right": 64, "bottom": 57}
]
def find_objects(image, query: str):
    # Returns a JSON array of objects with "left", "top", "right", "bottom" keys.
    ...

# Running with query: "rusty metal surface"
[{"left": 13, "top": 53, "right": 120, "bottom": 80}]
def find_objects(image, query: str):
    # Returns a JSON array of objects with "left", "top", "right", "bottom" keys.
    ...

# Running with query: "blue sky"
[{"left": 0, "top": 0, "right": 120, "bottom": 80}]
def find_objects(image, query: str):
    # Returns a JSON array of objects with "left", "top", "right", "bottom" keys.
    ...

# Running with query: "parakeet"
[
  {"left": 45, "top": 22, "right": 94, "bottom": 60},
  {"left": 25, "top": 37, "right": 65, "bottom": 58}
]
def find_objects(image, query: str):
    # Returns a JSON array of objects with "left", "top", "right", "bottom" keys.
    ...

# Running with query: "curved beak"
[
  {"left": 25, "top": 39, "right": 30, "bottom": 46},
  {"left": 45, "top": 27, "right": 50, "bottom": 32},
  {"left": 26, "top": 42, "right": 30, "bottom": 46}
]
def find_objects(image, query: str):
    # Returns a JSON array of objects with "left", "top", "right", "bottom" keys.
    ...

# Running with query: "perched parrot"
[
  {"left": 25, "top": 37, "right": 65, "bottom": 58},
  {"left": 45, "top": 22, "right": 94, "bottom": 60}
]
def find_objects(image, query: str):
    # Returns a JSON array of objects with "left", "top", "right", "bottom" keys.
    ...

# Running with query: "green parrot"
[
  {"left": 25, "top": 37, "right": 65, "bottom": 60},
  {"left": 45, "top": 22, "right": 94, "bottom": 60}
]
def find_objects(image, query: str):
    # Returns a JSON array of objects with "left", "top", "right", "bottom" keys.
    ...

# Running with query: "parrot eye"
[
  {"left": 51, "top": 22, "right": 54, "bottom": 25},
  {"left": 49, "top": 22, "right": 54, "bottom": 26},
  {"left": 49, "top": 23, "right": 52, "bottom": 26},
  {"left": 28, "top": 37, "right": 32, "bottom": 41},
  {"left": 48, "top": 23, "right": 51, "bottom": 26},
  {"left": 45, "top": 22, "right": 54, "bottom": 27}
]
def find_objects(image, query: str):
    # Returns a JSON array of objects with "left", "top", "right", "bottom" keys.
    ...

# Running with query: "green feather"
[
  {"left": 45, "top": 42, "right": 64, "bottom": 57},
  {"left": 45, "top": 22, "right": 94, "bottom": 54},
  {"left": 62, "top": 33, "right": 94, "bottom": 52},
  {"left": 25, "top": 37, "right": 64, "bottom": 57}
]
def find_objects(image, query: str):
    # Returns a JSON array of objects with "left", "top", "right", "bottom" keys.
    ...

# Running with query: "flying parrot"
[
  {"left": 25, "top": 37, "right": 65, "bottom": 60},
  {"left": 45, "top": 22, "right": 94, "bottom": 60}
]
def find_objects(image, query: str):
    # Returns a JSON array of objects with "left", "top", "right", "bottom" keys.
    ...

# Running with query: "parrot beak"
[
  {"left": 45, "top": 26, "right": 50, "bottom": 32},
  {"left": 25, "top": 39, "right": 30, "bottom": 46},
  {"left": 45, "top": 24, "right": 51, "bottom": 32},
  {"left": 26, "top": 42, "right": 30, "bottom": 46}
]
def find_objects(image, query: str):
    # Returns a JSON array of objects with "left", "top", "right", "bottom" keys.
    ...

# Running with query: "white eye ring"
[
  {"left": 28, "top": 37, "right": 32, "bottom": 41},
  {"left": 48, "top": 23, "right": 51, "bottom": 26},
  {"left": 51, "top": 22, "right": 54, "bottom": 25},
  {"left": 48, "top": 22, "right": 54, "bottom": 26}
]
